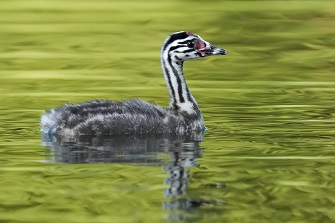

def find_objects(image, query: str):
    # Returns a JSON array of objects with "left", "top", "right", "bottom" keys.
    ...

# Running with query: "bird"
[{"left": 40, "top": 31, "right": 227, "bottom": 136}]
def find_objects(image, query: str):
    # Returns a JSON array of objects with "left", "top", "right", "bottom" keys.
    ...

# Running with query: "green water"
[{"left": 1, "top": 0, "right": 335, "bottom": 222}]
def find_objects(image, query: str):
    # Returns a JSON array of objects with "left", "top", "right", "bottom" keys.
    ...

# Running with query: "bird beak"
[
  {"left": 197, "top": 44, "right": 227, "bottom": 57},
  {"left": 194, "top": 39, "right": 227, "bottom": 57},
  {"left": 209, "top": 44, "right": 228, "bottom": 55}
]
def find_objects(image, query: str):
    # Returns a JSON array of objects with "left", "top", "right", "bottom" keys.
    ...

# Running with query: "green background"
[{"left": 0, "top": 0, "right": 334, "bottom": 222}]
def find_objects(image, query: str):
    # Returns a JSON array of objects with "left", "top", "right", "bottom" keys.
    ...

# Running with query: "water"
[{"left": 1, "top": 0, "right": 335, "bottom": 222}]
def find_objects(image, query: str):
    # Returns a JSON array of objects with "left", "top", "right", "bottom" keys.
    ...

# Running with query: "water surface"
[{"left": 1, "top": 0, "right": 335, "bottom": 222}]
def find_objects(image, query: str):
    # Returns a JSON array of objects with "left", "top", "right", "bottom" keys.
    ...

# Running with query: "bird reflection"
[{"left": 42, "top": 131, "right": 211, "bottom": 220}]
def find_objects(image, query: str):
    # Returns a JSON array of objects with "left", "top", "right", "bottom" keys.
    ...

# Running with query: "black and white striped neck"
[{"left": 161, "top": 53, "right": 199, "bottom": 114}]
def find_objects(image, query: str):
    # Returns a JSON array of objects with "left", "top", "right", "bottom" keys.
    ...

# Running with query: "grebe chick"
[{"left": 41, "top": 31, "right": 227, "bottom": 136}]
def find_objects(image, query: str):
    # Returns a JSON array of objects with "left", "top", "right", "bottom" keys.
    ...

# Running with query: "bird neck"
[{"left": 161, "top": 54, "right": 200, "bottom": 114}]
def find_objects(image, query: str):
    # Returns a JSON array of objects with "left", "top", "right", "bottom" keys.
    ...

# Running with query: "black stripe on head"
[
  {"left": 169, "top": 45, "right": 184, "bottom": 52},
  {"left": 178, "top": 38, "right": 196, "bottom": 44},
  {"left": 182, "top": 49, "right": 196, "bottom": 53},
  {"left": 163, "top": 31, "right": 191, "bottom": 51}
]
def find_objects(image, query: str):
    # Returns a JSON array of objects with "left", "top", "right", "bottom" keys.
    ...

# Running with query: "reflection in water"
[
  {"left": 42, "top": 132, "right": 214, "bottom": 220},
  {"left": 42, "top": 133, "right": 204, "bottom": 164}
]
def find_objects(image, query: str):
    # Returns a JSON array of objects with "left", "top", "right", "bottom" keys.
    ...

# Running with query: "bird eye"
[{"left": 187, "top": 41, "right": 194, "bottom": 48}]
